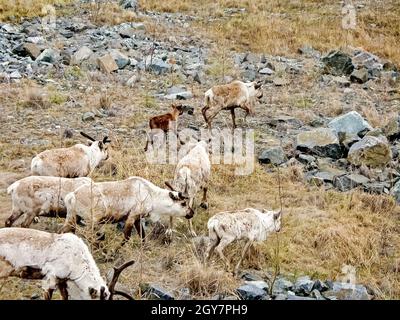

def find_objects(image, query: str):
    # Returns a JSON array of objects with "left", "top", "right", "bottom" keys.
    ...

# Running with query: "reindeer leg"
[
  {"left": 205, "top": 236, "right": 220, "bottom": 265},
  {"left": 166, "top": 216, "right": 173, "bottom": 239},
  {"left": 44, "top": 289, "right": 54, "bottom": 300},
  {"left": 58, "top": 281, "right": 69, "bottom": 300},
  {"left": 5, "top": 209, "right": 24, "bottom": 227},
  {"left": 133, "top": 216, "right": 145, "bottom": 242},
  {"left": 230, "top": 108, "right": 237, "bottom": 129},
  {"left": 200, "top": 187, "right": 208, "bottom": 209},
  {"left": 21, "top": 211, "right": 40, "bottom": 228},
  {"left": 234, "top": 240, "right": 252, "bottom": 276},
  {"left": 215, "top": 238, "right": 233, "bottom": 272}
]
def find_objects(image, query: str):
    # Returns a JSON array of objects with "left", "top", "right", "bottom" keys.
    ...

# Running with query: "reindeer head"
[
  {"left": 262, "top": 209, "right": 282, "bottom": 232},
  {"left": 80, "top": 132, "right": 111, "bottom": 161},
  {"left": 246, "top": 81, "right": 263, "bottom": 100},
  {"left": 171, "top": 103, "right": 185, "bottom": 116},
  {"left": 165, "top": 181, "right": 194, "bottom": 219}
]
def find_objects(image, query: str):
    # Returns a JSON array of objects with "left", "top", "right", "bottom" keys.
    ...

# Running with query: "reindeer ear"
[
  {"left": 254, "top": 81, "right": 262, "bottom": 89},
  {"left": 178, "top": 192, "right": 189, "bottom": 200},
  {"left": 103, "top": 136, "right": 111, "bottom": 144},
  {"left": 273, "top": 210, "right": 282, "bottom": 220},
  {"left": 98, "top": 141, "right": 104, "bottom": 150}
]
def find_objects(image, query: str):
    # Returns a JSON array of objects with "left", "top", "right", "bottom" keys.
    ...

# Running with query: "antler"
[
  {"left": 107, "top": 260, "right": 135, "bottom": 300},
  {"left": 103, "top": 136, "right": 111, "bottom": 144},
  {"left": 80, "top": 131, "right": 96, "bottom": 142}
]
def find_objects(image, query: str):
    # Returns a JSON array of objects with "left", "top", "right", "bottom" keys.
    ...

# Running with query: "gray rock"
[
  {"left": 323, "top": 282, "right": 370, "bottom": 300},
  {"left": 314, "top": 171, "right": 336, "bottom": 183},
  {"left": 12, "top": 43, "right": 41, "bottom": 59},
  {"left": 274, "top": 294, "right": 288, "bottom": 300},
  {"left": 237, "top": 284, "right": 268, "bottom": 300},
  {"left": 333, "top": 174, "right": 370, "bottom": 192},
  {"left": 272, "top": 277, "right": 293, "bottom": 294},
  {"left": 296, "top": 128, "right": 343, "bottom": 159},
  {"left": 63, "top": 128, "right": 74, "bottom": 138},
  {"left": 293, "top": 276, "right": 314, "bottom": 295},
  {"left": 10, "top": 70, "right": 21, "bottom": 79},
  {"left": 322, "top": 50, "right": 354, "bottom": 76},
  {"left": 82, "top": 112, "right": 95, "bottom": 122},
  {"left": 241, "top": 69, "right": 256, "bottom": 81},
  {"left": 143, "top": 284, "right": 174, "bottom": 300},
  {"left": 286, "top": 295, "right": 316, "bottom": 300},
  {"left": 258, "top": 147, "right": 287, "bottom": 165},
  {"left": 259, "top": 67, "right": 274, "bottom": 75},
  {"left": 348, "top": 135, "right": 392, "bottom": 167},
  {"left": 146, "top": 58, "right": 172, "bottom": 75},
  {"left": 352, "top": 50, "right": 382, "bottom": 73},
  {"left": 126, "top": 74, "right": 139, "bottom": 87},
  {"left": 312, "top": 279, "right": 329, "bottom": 292},
  {"left": 120, "top": 0, "right": 138, "bottom": 11},
  {"left": 391, "top": 180, "right": 400, "bottom": 204},
  {"left": 311, "top": 289, "right": 326, "bottom": 300},
  {"left": 364, "top": 182, "right": 390, "bottom": 194},
  {"left": 119, "top": 27, "right": 136, "bottom": 38},
  {"left": 164, "top": 87, "right": 193, "bottom": 100},
  {"left": 331, "top": 76, "right": 351, "bottom": 87},
  {"left": 98, "top": 54, "right": 119, "bottom": 73},
  {"left": 109, "top": 49, "right": 130, "bottom": 69},
  {"left": 328, "top": 111, "right": 372, "bottom": 136},
  {"left": 244, "top": 280, "right": 269, "bottom": 292},
  {"left": 241, "top": 273, "right": 263, "bottom": 281},
  {"left": 72, "top": 46, "right": 93, "bottom": 65},
  {"left": 297, "top": 154, "right": 317, "bottom": 165},
  {"left": 298, "top": 45, "right": 321, "bottom": 58},
  {"left": 36, "top": 48, "right": 59, "bottom": 64},
  {"left": 350, "top": 68, "right": 369, "bottom": 83}
]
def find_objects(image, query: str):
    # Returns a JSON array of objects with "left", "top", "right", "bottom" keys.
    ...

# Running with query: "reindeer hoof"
[
  {"left": 33, "top": 217, "right": 40, "bottom": 224},
  {"left": 189, "top": 230, "right": 197, "bottom": 237},
  {"left": 165, "top": 228, "right": 173, "bottom": 237},
  {"left": 4, "top": 219, "right": 12, "bottom": 227},
  {"left": 200, "top": 202, "right": 208, "bottom": 210}
]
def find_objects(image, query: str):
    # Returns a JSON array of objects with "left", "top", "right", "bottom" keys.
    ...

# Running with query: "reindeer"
[
  {"left": 31, "top": 132, "right": 111, "bottom": 178},
  {"left": 202, "top": 80, "right": 263, "bottom": 129},
  {"left": 0, "top": 228, "right": 134, "bottom": 300}
]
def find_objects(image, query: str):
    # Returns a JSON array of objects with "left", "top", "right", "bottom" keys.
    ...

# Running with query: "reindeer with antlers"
[
  {"left": 0, "top": 228, "right": 134, "bottom": 300},
  {"left": 31, "top": 132, "right": 111, "bottom": 178}
]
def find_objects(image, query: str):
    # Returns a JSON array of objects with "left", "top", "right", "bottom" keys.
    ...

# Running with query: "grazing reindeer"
[
  {"left": 31, "top": 132, "right": 111, "bottom": 178},
  {"left": 144, "top": 103, "right": 194, "bottom": 151},
  {"left": 205, "top": 208, "right": 281, "bottom": 274},
  {"left": 5, "top": 176, "right": 92, "bottom": 228},
  {"left": 0, "top": 228, "right": 134, "bottom": 300},
  {"left": 202, "top": 80, "right": 263, "bottom": 129},
  {"left": 165, "top": 140, "right": 211, "bottom": 237},
  {"left": 60, "top": 176, "right": 194, "bottom": 244}
]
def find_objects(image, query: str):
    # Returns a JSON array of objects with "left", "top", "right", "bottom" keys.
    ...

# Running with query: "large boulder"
[
  {"left": 328, "top": 111, "right": 372, "bottom": 136},
  {"left": 347, "top": 135, "right": 392, "bottom": 167},
  {"left": 236, "top": 284, "right": 268, "bottom": 300},
  {"left": 258, "top": 146, "right": 287, "bottom": 165},
  {"left": 109, "top": 49, "right": 130, "bottom": 69},
  {"left": 293, "top": 276, "right": 314, "bottom": 296},
  {"left": 322, "top": 50, "right": 354, "bottom": 76},
  {"left": 333, "top": 174, "right": 370, "bottom": 192},
  {"left": 323, "top": 282, "right": 370, "bottom": 300},
  {"left": 98, "top": 54, "right": 119, "bottom": 73},
  {"left": 36, "top": 48, "right": 59, "bottom": 64},
  {"left": 71, "top": 46, "right": 93, "bottom": 65},
  {"left": 141, "top": 284, "right": 174, "bottom": 300},
  {"left": 296, "top": 128, "right": 343, "bottom": 159}
]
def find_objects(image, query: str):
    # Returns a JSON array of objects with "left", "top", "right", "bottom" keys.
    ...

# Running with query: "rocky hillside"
[{"left": 0, "top": 0, "right": 399, "bottom": 300}]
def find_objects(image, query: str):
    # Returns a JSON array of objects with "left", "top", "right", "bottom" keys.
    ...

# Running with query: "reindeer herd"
[{"left": 0, "top": 80, "right": 282, "bottom": 300}]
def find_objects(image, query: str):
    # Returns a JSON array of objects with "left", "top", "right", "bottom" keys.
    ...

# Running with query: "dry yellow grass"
[
  {"left": 0, "top": 0, "right": 73, "bottom": 21},
  {"left": 140, "top": 0, "right": 400, "bottom": 66}
]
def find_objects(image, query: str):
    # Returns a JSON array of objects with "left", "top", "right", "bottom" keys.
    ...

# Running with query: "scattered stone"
[
  {"left": 333, "top": 174, "right": 370, "bottom": 192},
  {"left": 12, "top": 43, "right": 41, "bottom": 59},
  {"left": 244, "top": 281, "right": 269, "bottom": 292},
  {"left": 258, "top": 147, "right": 287, "bottom": 165},
  {"left": 312, "top": 280, "right": 330, "bottom": 292},
  {"left": 63, "top": 128, "right": 74, "bottom": 138},
  {"left": 110, "top": 49, "right": 130, "bottom": 69},
  {"left": 71, "top": 46, "right": 93, "bottom": 65},
  {"left": 293, "top": 276, "right": 315, "bottom": 296},
  {"left": 164, "top": 86, "right": 193, "bottom": 100},
  {"left": 311, "top": 289, "right": 326, "bottom": 300},
  {"left": 237, "top": 284, "right": 268, "bottom": 300},
  {"left": 286, "top": 295, "right": 316, "bottom": 300},
  {"left": 241, "top": 273, "right": 263, "bottom": 282},
  {"left": 36, "top": 48, "right": 58, "bottom": 64},
  {"left": 328, "top": 111, "right": 372, "bottom": 136},
  {"left": 97, "top": 54, "right": 119, "bottom": 73},
  {"left": 120, "top": 0, "right": 138, "bottom": 11},
  {"left": 142, "top": 284, "right": 174, "bottom": 300},
  {"left": 126, "top": 74, "right": 139, "bottom": 87},
  {"left": 323, "top": 282, "right": 370, "bottom": 300},
  {"left": 348, "top": 135, "right": 392, "bottom": 167},
  {"left": 350, "top": 68, "right": 369, "bottom": 83},
  {"left": 82, "top": 111, "right": 95, "bottom": 122},
  {"left": 390, "top": 180, "right": 400, "bottom": 204},
  {"left": 296, "top": 128, "right": 342, "bottom": 159},
  {"left": 332, "top": 76, "right": 351, "bottom": 87},
  {"left": 322, "top": 50, "right": 354, "bottom": 76},
  {"left": 272, "top": 277, "right": 293, "bottom": 294},
  {"left": 259, "top": 67, "right": 274, "bottom": 75}
]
